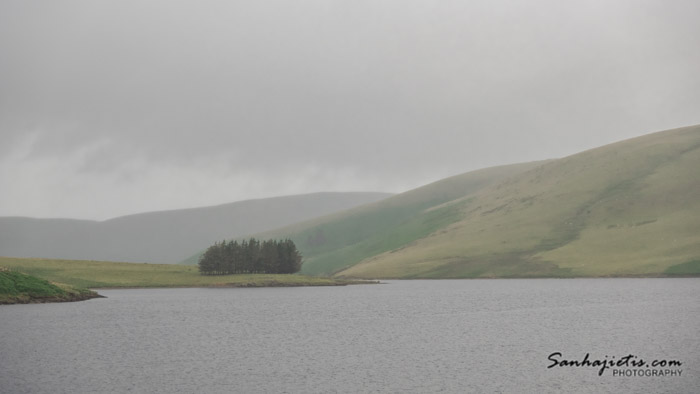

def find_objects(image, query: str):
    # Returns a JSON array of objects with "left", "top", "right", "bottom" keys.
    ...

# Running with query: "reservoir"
[{"left": 1, "top": 279, "right": 698, "bottom": 393}]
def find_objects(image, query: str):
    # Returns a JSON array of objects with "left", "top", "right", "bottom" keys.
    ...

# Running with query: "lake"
[{"left": 1, "top": 279, "right": 698, "bottom": 393}]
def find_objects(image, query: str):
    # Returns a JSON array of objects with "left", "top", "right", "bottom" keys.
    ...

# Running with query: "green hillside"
[
  {"left": 338, "top": 125, "right": 700, "bottom": 278},
  {"left": 181, "top": 161, "right": 547, "bottom": 275},
  {"left": 0, "top": 268, "right": 100, "bottom": 304}
]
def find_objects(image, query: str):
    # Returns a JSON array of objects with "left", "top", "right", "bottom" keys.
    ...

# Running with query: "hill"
[
  {"left": 338, "top": 125, "right": 700, "bottom": 278},
  {"left": 0, "top": 192, "right": 391, "bottom": 264},
  {"left": 181, "top": 161, "right": 548, "bottom": 274}
]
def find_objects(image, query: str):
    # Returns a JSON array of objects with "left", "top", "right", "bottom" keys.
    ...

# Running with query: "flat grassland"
[{"left": 0, "top": 257, "right": 368, "bottom": 289}]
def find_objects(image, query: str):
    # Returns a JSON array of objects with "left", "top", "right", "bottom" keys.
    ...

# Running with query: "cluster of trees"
[{"left": 198, "top": 238, "right": 302, "bottom": 275}]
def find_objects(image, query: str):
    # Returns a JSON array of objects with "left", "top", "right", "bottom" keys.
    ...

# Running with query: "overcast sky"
[{"left": 1, "top": 0, "right": 699, "bottom": 220}]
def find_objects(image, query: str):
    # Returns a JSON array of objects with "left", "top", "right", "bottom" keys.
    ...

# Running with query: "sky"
[{"left": 1, "top": 0, "right": 699, "bottom": 220}]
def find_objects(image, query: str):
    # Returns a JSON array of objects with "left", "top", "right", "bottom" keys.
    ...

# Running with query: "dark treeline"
[{"left": 198, "top": 238, "right": 302, "bottom": 275}]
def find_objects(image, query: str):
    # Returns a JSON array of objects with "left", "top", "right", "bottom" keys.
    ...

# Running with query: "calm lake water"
[{"left": 1, "top": 279, "right": 698, "bottom": 393}]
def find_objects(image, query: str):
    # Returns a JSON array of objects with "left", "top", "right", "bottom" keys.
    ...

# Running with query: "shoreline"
[
  {"left": 0, "top": 291, "right": 105, "bottom": 305},
  {"left": 1, "top": 279, "right": 380, "bottom": 305},
  {"left": 89, "top": 279, "right": 380, "bottom": 290}
]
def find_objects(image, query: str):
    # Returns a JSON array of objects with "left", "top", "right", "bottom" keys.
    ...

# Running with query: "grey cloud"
[{"left": 1, "top": 0, "right": 699, "bottom": 218}]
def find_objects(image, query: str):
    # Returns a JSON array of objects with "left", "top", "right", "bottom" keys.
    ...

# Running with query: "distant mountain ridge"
[{"left": 0, "top": 192, "right": 392, "bottom": 263}]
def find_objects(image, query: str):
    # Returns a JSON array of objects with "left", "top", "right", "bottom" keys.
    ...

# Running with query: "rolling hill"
[
  {"left": 338, "top": 125, "right": 700, "bottom": 278},
  {"left": 0, "top": 192, "right": 391, "bottom": 264},
  {"left": 181, "top": 161, "right": 548, "bottom": 274},
  {"left": 183, "top": 125, "right": 700, "bottom": 279}
]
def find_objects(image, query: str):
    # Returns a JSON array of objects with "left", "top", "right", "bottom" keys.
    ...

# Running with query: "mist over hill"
[
  {"left": 0, "top": 192, "right": 391, "bottom": 263},
  {"left": 6, "top": 125, "right": 698, "bottom": 278},
  {"left": 184, "top": 125, "right": 700, "bottom": 279}
]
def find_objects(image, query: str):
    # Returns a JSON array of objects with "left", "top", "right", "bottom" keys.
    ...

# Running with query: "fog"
[{"left": 2, "top": 0, "right": 698, "bottom": 219}]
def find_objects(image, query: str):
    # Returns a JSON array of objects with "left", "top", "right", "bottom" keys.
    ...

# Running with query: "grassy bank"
[
  {"left": 0, "top": 257, "right": 374, "bottom": 289},
  {"left": 0, "top": 269, "right": 101, "bottom": 304}
]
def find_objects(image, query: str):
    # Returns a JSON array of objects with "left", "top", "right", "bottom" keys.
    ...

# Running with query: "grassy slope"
[
  {"left": 338, "top": 125, "right": 700, "bottom": 278},
  {"left": 0, "top": 269, "right": 100, "bottom": 304},
  {"left": 0, "top": 257, "right": 363, "bottom": 289},
  {"left": 193, "top": 161, "right": 546, "bottom": 276}
]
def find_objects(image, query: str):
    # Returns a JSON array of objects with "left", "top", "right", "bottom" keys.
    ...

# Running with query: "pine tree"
[{"left": 260, "top": 240, "right": 279, "bottom": 273}]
